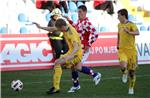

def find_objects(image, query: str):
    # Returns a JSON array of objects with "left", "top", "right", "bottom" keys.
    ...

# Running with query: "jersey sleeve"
[{"left": 130, "top": 22, "right": 138, "bottom": 31}]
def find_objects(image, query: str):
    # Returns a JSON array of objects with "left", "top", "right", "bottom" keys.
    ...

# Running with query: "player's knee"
[
  {"left": 74, "top": 63, "right": 82, "bottom": 71},
  {"left": 71, "top": 66, "right": 76, "bottom": 71},
  {"left": 120, "top": 61, "right": 127, "bottom": 68},
  {"left": 129, "top": 70, "right": 135, "bottom": 78},
  {"left": 74, "top": 66, "right": 80, "bottom": 71}
]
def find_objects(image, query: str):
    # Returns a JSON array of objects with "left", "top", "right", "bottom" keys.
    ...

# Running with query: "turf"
[{"left": 1, "top": 64, "right": 150, "bottom": 98}]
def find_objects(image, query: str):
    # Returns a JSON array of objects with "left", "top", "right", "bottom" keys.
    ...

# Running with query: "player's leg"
[
  {"left": 47, "top": 64, "right": 62, "bottom": 94},
  {"left": 82, "top": 51, "right": 101, "bottom": 85},
  {"left": 82, "top": 51, "right": 102, "bottom": 85},
  {"left": 46, "top": 40, "right": 63, "bottom": 94},
  {"left": 128, "top": 70, "right": 136, "bottom": 95},
  {"left": 68, "top": 51, "right": 90, "bottom": 93},
  {"left": 82, "top": 51, "right": 90, "bottom": 63},
  {"left": 75, "top": 62, "right": 101, "bottom": 85},
  {"left": 118, "top": 49, "right": 128, "bottom": 83},
  {"left": 68, "top": 67, "right": 81, "bottom": 93},
  {"left": 71, "top": 68, "right": 80, "bottom": 87},
  {"left": 127, "top": 53, "right": 137, "bottom": 95},
  {"left": 120, "top": 61, "right": 128, "bottom": 83},
  {"left": 49, "top": 57, "right": 75, "bottom": 94}
]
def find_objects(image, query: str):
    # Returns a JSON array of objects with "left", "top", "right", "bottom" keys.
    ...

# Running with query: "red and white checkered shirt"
[{"left": 69, "top": 17, "right": 98, "bottom": 48}]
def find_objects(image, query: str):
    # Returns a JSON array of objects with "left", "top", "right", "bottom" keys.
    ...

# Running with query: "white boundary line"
[
  {"left": 1, "top": 60, "right": 119, "bottom": 68},
  {"left": 1, "top": 60, "right": 150, "bottom": 68},
  {"left": 1, "top": 74, "right": 150, "bottom": 86},
  {"left": 1, "top": 60, "right": 118, "bottom": 68}
]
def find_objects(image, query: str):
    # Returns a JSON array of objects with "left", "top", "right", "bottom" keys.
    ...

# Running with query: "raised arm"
[
  {"left": 63, "top": 16, "right": 76, "bottom": 27},
  {"left": 33, "top": 22, "right": 57, "bottom": 32}
]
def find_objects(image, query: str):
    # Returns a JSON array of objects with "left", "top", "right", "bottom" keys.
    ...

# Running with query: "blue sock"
[
  {"left": 72, "top": 71, "right": 79, "bottom": 87},
  {"left": 80, "top": 66, "right": 97, "bottom": 77}
]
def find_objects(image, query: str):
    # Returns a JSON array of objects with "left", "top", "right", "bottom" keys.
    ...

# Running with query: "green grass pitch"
[{"left": 1, "top": 64, "right": 150, "bottom": 98}]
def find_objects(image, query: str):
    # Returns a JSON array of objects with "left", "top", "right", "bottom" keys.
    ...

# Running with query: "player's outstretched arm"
[{"left": 33, "top": 22, "right": 57, "bottom": 32}]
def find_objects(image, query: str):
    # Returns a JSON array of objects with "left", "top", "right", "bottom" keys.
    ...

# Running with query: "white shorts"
[{"left": 81, "top": 51, "right": 90, "bottom": 63}]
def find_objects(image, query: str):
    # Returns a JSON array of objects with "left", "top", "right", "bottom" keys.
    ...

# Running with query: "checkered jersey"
[{"left": 74, "top": 17, "right": 98, "bottom": 47}]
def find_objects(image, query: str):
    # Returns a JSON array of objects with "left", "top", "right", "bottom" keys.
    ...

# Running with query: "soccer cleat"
[
  {"left": 93, "top": 73, "right": 101, "bottom": 85},
  {"left": 68, "top": 85, "right": 81, "bottom": 93},
  {"left": 46, "top": 87, "right": 60, "bottom": 95},
  {"left": 122, "top": 73, "right": 128, "bottom": 83},
  {"left": 128, "top": 88, "right": 134, "bottom": 95}
]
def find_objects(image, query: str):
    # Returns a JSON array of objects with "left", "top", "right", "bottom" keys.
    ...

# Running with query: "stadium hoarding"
[{"left": 0, "top": 32, "right": 150, "bottom": 71}]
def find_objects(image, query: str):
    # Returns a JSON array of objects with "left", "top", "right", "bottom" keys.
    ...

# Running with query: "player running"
[
  {"left": 117, "top": 9, "right": 139, "bottom": 95},
  {"left": 65, "top": 5, "right": 101, "bottom": 93}
]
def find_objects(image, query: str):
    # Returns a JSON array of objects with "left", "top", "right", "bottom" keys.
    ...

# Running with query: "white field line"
[
  {"left": 1, "top": 74, "right": 150, "bottom": 86},
  {"left": 1, "top": 60, "right": 150, "bottom": 68}
]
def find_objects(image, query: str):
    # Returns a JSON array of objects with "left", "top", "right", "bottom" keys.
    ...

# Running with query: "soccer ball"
[{"left": 11, "top": 80, "right": 23, "bottom": 91}]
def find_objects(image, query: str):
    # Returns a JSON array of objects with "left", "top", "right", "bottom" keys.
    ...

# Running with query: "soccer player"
[
  {"left": 34, "top": 19, "right": 101, "bottom": 95},
  {"left": 45, "top": 8, "right": 69, "bottom": 85},
  {"left": 66, "top": 5, "right": 101, "bottom": 93},
  {"left": 117, "top": 9, "right": 139, "bottom": 94},
  {"left": 47, "top": 8, "right": 68, "bottom": 59}
]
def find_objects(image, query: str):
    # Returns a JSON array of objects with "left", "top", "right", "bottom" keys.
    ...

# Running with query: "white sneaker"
[
  {"left": 128, "top": 88, "right": 134, "bottom": 95},
  {"left": 68, "top": 85, "right": 80, "bottom": 93},
  {"left": 122, "top": 73, "right": 128, "bottom": 83},
  {"left": 93, "top": 73, "right": 101, "bottom": 85}
]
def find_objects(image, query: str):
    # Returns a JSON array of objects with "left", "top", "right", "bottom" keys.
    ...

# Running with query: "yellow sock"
[
  {"left": 53, "top": 64, "right": 62, "bottom": 90},
  {"left": 129, "top": 76, "right": 136, "bottom": 88}
]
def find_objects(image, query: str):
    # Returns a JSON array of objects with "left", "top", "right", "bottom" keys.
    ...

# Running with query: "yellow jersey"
[
  {"left": 62, "top": 24, "right": 83, "bottom": 58},
  {"left": 118, "top": 21, "right": 138, "bottom": 50}
]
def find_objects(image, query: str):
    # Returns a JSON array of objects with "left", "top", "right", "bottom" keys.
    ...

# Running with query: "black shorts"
[{"left": 50, "top": 38, "right": 68, "bottom": 59}]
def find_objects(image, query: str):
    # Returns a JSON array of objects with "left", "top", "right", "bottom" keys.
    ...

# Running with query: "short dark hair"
[
  {"left": 78, "top": 5, "right": 87, "bottom": 12},
  {"left": 55, "top": 19, "right": 67, "bottom": 28},
  {"left": 117, "top": 9, "right": 128, "bottom": 19}
]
